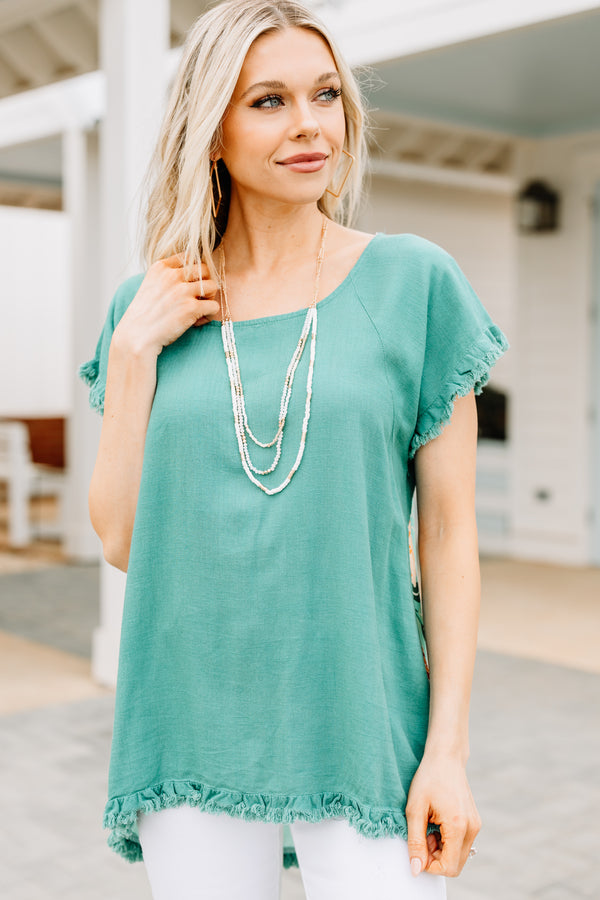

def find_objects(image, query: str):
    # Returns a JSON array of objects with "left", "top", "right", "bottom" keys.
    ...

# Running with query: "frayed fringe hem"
[
  {"left": 408, "top": 327, "right": 509, "bottom": 460},
  {"left": 77, "top": 359, "right": 105, "bottom": 414},
  {"left": 103, "top": 779, "right": 441, "bottom": 866}
]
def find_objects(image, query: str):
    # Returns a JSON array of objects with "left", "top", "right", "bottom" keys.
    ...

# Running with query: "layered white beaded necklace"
[{"left": 218, "top": 216, "right": 328, "bottom": 495}]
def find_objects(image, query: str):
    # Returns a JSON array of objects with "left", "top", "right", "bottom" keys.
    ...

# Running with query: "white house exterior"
[{"left": 0, "top": 0, "right": 599, "bottom": 686}]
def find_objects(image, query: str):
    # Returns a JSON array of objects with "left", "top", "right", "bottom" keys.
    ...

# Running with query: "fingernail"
[{"left": 410, "top": 857, "right": 422, "bottom": 877}]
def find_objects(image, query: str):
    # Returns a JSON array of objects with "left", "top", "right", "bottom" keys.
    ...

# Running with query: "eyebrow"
[{"left": 239, "top": 71, "right": 341, "bottom": 100}]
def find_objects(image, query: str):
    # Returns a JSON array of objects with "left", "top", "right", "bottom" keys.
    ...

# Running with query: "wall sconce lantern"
[{"left": 517, "top": 179, "right": 560, "bottom": 233}]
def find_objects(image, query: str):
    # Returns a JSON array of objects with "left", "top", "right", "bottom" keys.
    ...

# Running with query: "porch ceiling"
[
  {"left": 1, "top": 1, "right": 599, "bottom": 208},
  {"left": 369, "top": 7, "right": 600, "bottom": 138},
  {"left": 0, "top": 0, "right": 213, "bottom": 100}
]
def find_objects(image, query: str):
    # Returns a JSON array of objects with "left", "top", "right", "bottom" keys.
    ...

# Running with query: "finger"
[
  {"left": 405, "top": 804, "right": 429, "bottom": 877},
  {"left": 161, "top": 252, "right": 190, "bottom": 268},
  {"left": 191, "top": 280, "right": 219, "bottom": 297},
  {"left": 426, "top": 830, "right": 440, "bottom": 866},
  {"left": 195, "top": 297, "right": 221, "bottom": 317},
  {"left": 458, "top": 822, "right": 480, "bottom": 872},
  {"left": 177, "top": 277, "right": 219, "bottom": 300},
  {"left": 426, "top": 821, "right": 466, "bottom": 877},
  {"left": 162, "top": 254, "right": 210, "bottom": 275}
]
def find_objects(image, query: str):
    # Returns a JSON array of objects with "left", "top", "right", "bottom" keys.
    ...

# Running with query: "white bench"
[{"left": 0, "top": 421, "right": 66, "bottom": 548}]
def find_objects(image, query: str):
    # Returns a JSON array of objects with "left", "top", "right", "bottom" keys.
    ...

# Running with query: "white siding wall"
[
  {"left": 0, "top": 206, "right": 70, "bottom": 417},
  {"left": 512, "top": 135, "right": 600, "bottom": 564}
]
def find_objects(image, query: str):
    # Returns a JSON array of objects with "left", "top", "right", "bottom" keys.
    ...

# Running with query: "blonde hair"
[{"left": 138, "top": 0, "right": 370, "bottom": 283}]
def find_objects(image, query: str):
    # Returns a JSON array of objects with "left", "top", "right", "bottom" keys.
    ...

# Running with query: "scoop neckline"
[{"left": 204, "top": 231, "right": 383, "bottom": 327}]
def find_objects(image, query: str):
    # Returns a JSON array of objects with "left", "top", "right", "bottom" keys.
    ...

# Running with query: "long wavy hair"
[{"left": 137, "top": 0, "right": 370, "bottom": 283}]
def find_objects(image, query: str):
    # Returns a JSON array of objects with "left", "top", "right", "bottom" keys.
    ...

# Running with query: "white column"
[
  {"left": 4, "top": 423, "right": 31, "bottom": 548},
  {"left": 92, "top": 0, "right": 170, "bottom": 688},
  {"left": 63, "top": 126, "right": 104, "bottom": 561}
]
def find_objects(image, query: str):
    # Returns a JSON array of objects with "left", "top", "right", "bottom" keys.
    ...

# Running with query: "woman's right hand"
[{"left": 112, "top": 253, "right": 221, "bottom": 358}]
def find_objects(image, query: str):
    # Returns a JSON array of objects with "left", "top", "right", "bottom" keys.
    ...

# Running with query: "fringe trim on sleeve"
[
  {"left": 408, "top": 325, "right": 509, "bottom": 460},
  {"left": 77, "top": 359, "right": 105, "bottom": 414}
]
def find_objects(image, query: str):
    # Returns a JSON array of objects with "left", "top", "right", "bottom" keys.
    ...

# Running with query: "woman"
[{"left": 79, "top": 1, "right": 508, "bottom": 897}]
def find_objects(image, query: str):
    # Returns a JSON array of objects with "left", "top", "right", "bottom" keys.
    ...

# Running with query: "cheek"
[
  {"left": 334, "top": 111, "right": 347, "bottom": 143},
  {"left": 237, "top": 145, "right": 289, "bottom": 183},
  {"left": 223, "top": 118, "right": 278, "bottom": 165},
  {"left": 321, "top": 109, "right": 347, "bottom": 152}
]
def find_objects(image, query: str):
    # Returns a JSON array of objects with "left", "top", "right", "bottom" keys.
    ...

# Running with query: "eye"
[
  {"left": 252, "top": 94, "right": 283, "bottom": 109},
  {"left": 317, "top": 86, "right": 342, "bottom": 102}
]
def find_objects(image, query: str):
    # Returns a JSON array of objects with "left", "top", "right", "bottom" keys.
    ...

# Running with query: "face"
[{"left": 217, "top": 27, "right": 347, "bottom": 209}]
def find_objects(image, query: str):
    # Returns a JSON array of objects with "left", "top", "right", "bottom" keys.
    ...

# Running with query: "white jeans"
[{"left": 137, "top": 805, "right": 447, "bottom": 899}]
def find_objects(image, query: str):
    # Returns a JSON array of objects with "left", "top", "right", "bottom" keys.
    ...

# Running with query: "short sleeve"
[
  {"left": 408, "top": 247, "right": 509, "bottom": 459},
  {"left": 77, "top": 274, "right": 143, "bottom": 415}
]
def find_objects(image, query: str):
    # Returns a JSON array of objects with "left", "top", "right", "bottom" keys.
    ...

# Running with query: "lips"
[
  {"left": 278, "top": 153, "right": 328, "bottom": 165},
  {"left": 277, "top": 153, "right": 328, "bottom": 174}
]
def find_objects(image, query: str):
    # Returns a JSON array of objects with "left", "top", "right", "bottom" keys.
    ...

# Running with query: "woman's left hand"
[{"left": 405, "top": 751, "right": 481, "bottom": 878}]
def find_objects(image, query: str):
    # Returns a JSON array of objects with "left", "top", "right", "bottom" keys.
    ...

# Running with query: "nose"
[{"left": 290, "top": 99, "right": 320, "bottom": 139}]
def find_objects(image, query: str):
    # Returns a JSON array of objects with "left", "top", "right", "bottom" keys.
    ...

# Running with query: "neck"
[{"left": 221, "top": 193, "right": 326, "bottom": 275}]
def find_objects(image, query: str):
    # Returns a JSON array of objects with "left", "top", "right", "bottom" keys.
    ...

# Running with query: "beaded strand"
[{"left": 218, "top": 217, "right": 328, "bottom": 495}]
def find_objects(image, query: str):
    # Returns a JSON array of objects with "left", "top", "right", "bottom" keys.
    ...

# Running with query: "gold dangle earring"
[
  {"left": 325, "top": 148, "right": 355, "bottom": 198},
  {"left": 210, "top": 159, "right": 222, "bottom": 217}
]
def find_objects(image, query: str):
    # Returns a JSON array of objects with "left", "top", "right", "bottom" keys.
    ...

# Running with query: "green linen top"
[{"left": 78, "top": 232, "right": 509, "bottom": 868}]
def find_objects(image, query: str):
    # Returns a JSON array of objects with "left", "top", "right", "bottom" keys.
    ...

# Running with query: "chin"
[{"left": 278, "top": 186, "right": 330, "bottom": 207}]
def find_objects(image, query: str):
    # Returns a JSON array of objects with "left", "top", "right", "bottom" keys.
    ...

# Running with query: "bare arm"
[
  {"left": 88, "top": 342, "right": 158, "bottom": 571},
  {"left": 405, "top": 390, "right": 482, "bottom": 877},
  {"left": 417, "top": 389, "right": 479, "bottom": 763},
  {"left": 88, "top": 256, "right": 220, "bottom": 571}
]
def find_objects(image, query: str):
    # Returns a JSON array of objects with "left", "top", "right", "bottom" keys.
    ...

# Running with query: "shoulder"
[
  {"left": 347, "top": 231, "right": 458, "bottom": 300},
  {"left": 368, "top": 232, "right": 456, "bottom": 273},
  {"left": 347, "top": 231, "right": 485, "bottom": 337},
  {"left": 315, "top": 220, "right": 456, "bottom": 274},
  {"left": 110, "top": 271, "right": 146, "bottom": 322}
]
